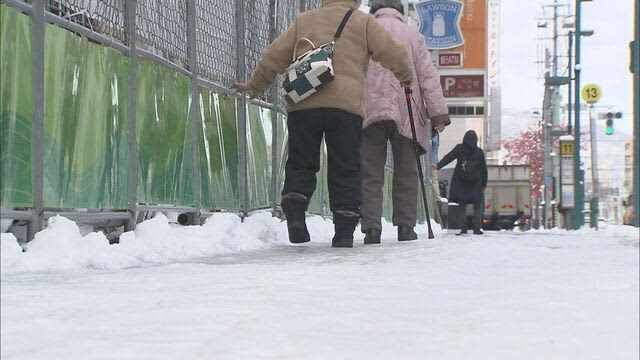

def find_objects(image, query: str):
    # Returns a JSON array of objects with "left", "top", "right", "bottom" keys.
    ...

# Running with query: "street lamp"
[
  {"left": 567, "top": 29, "right": 593, "bottom": 134},
  {"left": 572, "top": 0, "right": 594, "bottom": 229}
]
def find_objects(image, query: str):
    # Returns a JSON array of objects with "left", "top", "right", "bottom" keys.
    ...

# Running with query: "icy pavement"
[{"left": 1, "top": 215, "right": 638, "bottom": 360}]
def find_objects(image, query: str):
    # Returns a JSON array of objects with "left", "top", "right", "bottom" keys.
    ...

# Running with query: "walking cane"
[{"left": 404, "top": 87, "right": 435, "bottom": 239}]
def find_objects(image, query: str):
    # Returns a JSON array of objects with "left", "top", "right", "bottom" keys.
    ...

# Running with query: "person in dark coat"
[{"left": 433, "top": 130, "right": 488, "bottom": 235}]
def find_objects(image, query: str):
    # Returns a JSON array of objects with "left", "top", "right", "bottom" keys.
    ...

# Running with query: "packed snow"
[{"left": 1, "top": 213, "right": 638, "bottom": 359}]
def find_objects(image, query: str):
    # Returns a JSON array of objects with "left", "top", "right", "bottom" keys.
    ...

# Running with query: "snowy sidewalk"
[{"left": 1, "top": 216, "right": 639, "bottom": 359}]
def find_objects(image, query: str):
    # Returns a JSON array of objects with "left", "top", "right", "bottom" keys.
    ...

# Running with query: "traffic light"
[
  {"left": 605, "top": 114, "right": 614, "bottom": 135},
  {"left": 605, "top": 112, "right": 622, "bottom": 135}
]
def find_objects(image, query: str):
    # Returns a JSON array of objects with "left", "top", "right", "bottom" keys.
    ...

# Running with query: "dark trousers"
[
  {"left": 360, "top": 121, "right": 418, "bottom": 231},
  {"left": 459, "top": 201, "right": 483, "bottom": 232},
  {"left": 282, "top": 108, "right": 363, "bottom": 213}
]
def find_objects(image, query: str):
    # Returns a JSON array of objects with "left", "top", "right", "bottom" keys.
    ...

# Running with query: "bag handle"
[
  {"left": 292, "top": 38, "right": 316, "bottom": 61},
  {"left": 290, "top": 9, "right": 353, "bottom": 61},
  {"left": 333, "top": 9, "right": 355, "bottom": 40}
]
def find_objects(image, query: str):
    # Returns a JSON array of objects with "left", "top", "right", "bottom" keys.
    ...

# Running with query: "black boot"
[
  {"left": 332, "top": 210, "right": 360, "bottom": 248},
  {"left": 473, "top": 229, "right": 484, "bottom": 235},
  {"left": 281, "top": 193, "right": 310, "bottom": 243},
  {"left": 397, "top": 225, "right": 418, "bottom": 241},
  {"left": 363, "top": 228, "right": 381, "bottom": 245}
]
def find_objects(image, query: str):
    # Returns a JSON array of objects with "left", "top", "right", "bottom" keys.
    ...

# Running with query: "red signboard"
[
  {"left": 440, "top": 75, "right": 484, "bottom": 98},
  {"left": 438, "top": 52, "right": 462, "bottom": 67}
]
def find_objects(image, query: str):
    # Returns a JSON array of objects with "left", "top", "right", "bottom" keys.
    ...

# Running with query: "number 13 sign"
[{"left": 581, "top": 84, "right": 601, "bottom": 104}]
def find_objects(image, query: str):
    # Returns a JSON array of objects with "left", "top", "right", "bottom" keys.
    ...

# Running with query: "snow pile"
[
  {"left": 527, "top": 225, "right": 639, "bottom": 239},
  {"left": 116, "top": 212, "right": 281, "bottom": 263},
  {"left": 0, "top": 233, "right": 23, "bottom": 272},
  {"left": 0, "top": 212, "right": 443, "bottom": 274},
  {"left": 17, "top": 216, "right": 131, "bottom": 272},
  {"left": 1, "top": 212, "right": 289, "bottom": 274}
]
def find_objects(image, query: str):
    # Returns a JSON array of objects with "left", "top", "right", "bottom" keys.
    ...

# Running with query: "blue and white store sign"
[{"left": 416, "top": 0, "right": 464, "bottom": 50}]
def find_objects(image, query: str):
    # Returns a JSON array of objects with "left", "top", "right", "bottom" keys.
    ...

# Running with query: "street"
[{"left": 2, "top": 225, "right": 638, "bottom": 360}]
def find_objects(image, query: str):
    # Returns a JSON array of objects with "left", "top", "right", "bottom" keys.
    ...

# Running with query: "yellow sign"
[
  {"left": 581, "top": 84, "right": 601, "bottom": 104},
  {"left": 560, "top": 141, "right": 574, "bottom": 155}
]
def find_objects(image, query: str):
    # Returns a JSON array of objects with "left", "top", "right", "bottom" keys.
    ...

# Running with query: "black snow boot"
[
  {"left": 397, "top": 225, "right": 418, "bottom": 241},
  {"left": 363, "top": 228, "right": 381, "bottom": 245},
  {"left": 473, "top": 229, "right": 484, "bottom": 235},
  {"left": 281, "top": 192, "right": 310, "bottom": 243},
  {"left": 332, "top": 210, "right": 360, "bottom": 248}
]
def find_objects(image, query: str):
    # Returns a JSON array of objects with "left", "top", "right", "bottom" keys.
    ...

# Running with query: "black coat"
[{"left": 436, "top": 143, "right": 488, "bottom": 204}]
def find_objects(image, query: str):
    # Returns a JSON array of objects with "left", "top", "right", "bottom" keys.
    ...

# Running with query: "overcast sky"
[{"left": 501, "top": 0, "right": 635, "bottom": 135}]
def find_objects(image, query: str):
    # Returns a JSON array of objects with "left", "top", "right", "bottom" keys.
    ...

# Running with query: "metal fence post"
[
  {"left": 320, "top": 142, "right": 326, "bottom": 216},
  {"left": 235, "top": 0, "right": 248, "bottom": 214},
  {"left": 268, "top": 0, "right": 279, "bottom": 215},
  {"left": 187, "top": 0, "right": 202, "bottom": 224},
  {"left": 124, "top": 0, "right": 138, "bottom": 231},
  {"left": 28, "top": 0, "right": 45, "bottom": 241}
]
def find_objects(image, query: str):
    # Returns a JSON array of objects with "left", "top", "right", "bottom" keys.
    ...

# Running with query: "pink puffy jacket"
[{"left": 364, "top": 8, "right": 449, "bottom": 152}]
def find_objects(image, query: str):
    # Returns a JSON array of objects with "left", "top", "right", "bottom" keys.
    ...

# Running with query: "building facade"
[
  {"left": 409, "top": 0, "right": 499, "bottom": 166},
  {"left": 360, "top": 0, "right": 500, "bottom": 167}
]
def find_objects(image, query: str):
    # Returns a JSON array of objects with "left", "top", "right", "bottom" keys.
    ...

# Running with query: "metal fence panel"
[
  {"left": 303, "top": 0, "right": 322, "bottom": 11},
  {"left": 243, "top": 0, "right": 270, "bottom": 84},
  {"left": 195, "top": 0, "right": 236, "bottom": 85},
  {"left": 274, "top": 112, "right": 287, "bottom": 201},
  {"left": 275, "top": 0, "right": 299, "bottom": 35},
  {"left": 246, "top": 103, "right": 271, "bottom": 210},
  {"left": 43, "top": 21, "right": 130, "bottom": 209},
  {"left": 45, "top": 0, "right": 127, "bottom": 43},
  {"left": 0, "top": 6, "right": 33, "bottom": 208},
  {"left": 198, "top": 89, "right": 242, "bottom": 210},
  {"left": 136, "top": 57, "right": 194, "bottom": 207},
  {"left": 136, "top": 0, "right": 188, "bottom": 67}
]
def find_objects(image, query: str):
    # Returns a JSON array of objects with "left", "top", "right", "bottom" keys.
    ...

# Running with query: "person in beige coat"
[{"left": 233, "top": 0, "right": 413, "bottom": 248}]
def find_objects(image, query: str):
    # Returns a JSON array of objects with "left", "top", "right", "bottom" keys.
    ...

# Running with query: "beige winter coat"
[{"left": 246, "top": 0, "right": 413, "bottom": 118}]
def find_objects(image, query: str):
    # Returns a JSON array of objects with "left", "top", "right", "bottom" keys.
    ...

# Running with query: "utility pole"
[
  {"left": 567, "top": 30, "right": 573, "bottom": 134},
  {"left": 542, "top": 79, "right": 553, "bottom": 228},
  {"left": 549, "top": 0, "right": 560, "bottom": 228},
  {"left": 540, "top": 0, "right": 563, "bottom": 228},
  {"left": 552, "top": 1, "right": 559, "bottom": 79},
  {"left": 573, "top": 0, "right": 584, "bottom": 229},
  {"left": 633, "top": 0, "right": 639, "bottom": 227},
  {"left": 588, "top": 104, "right": 599, "bottom": 228}
]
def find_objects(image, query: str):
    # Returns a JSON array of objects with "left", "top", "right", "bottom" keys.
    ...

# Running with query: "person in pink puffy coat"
[{"left": 361, "top": 0, "right": 450, "bottom": 244}]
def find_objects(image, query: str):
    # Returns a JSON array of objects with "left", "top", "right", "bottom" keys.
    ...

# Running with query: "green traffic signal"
[
  {"left": 605, "top": 120, "right": 614, "bottom": 135},
  {"left": 604, "top": 112, "right": 622, "bottom": 135}
]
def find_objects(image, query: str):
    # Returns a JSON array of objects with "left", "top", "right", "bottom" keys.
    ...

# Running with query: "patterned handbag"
[{"left": 281, "top": 9, "right": 354, "bottom": 105}]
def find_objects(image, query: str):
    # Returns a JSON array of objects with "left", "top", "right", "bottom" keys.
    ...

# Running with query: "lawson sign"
[{"left": 416, "top": 0, "right": 464, "bottom": 50}]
